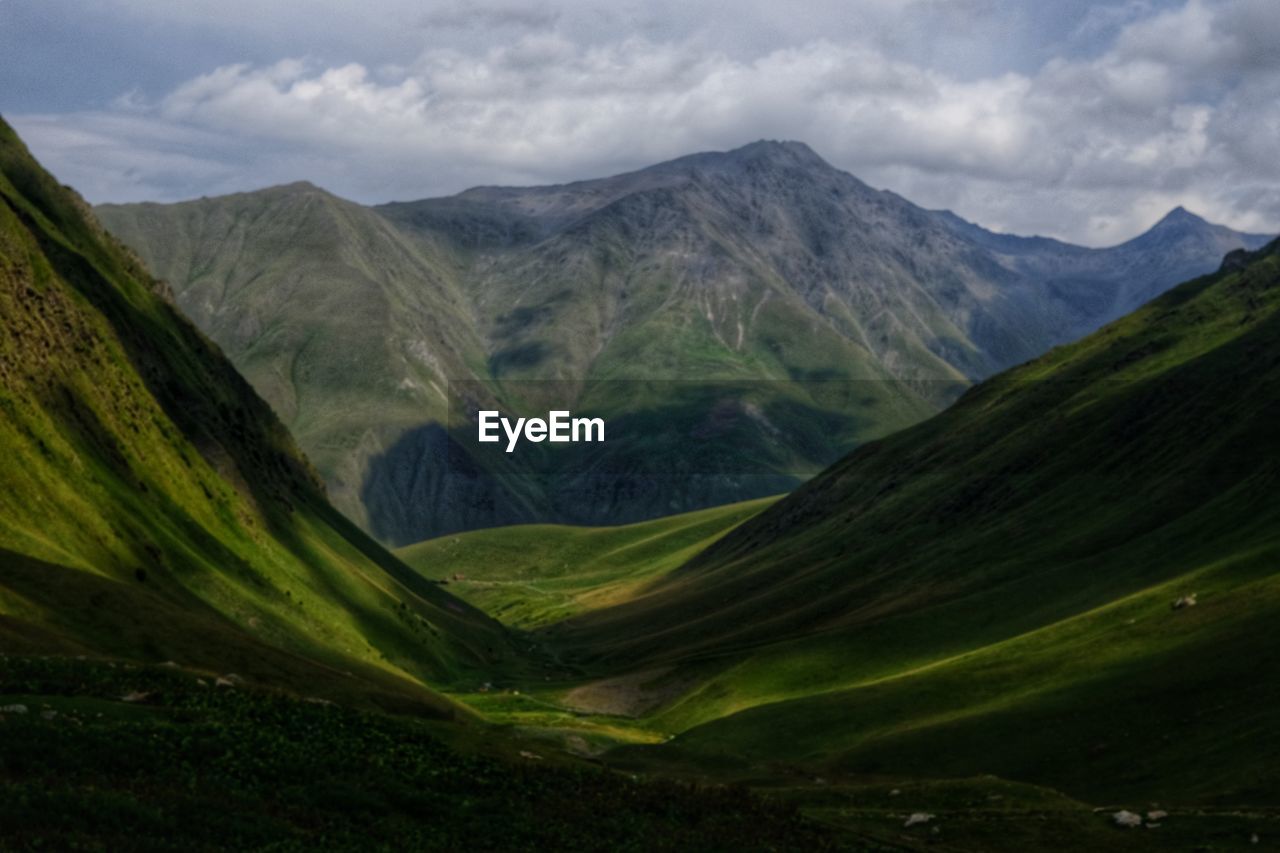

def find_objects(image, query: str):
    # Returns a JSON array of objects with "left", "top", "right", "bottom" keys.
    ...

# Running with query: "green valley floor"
[{"left": 396, "top": 497, "right": 1279, "bottom": 851}]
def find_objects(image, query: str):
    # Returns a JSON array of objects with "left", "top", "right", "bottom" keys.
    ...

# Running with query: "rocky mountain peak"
[
  {"left": 727, "top": 139, "right": 829, "bottom": 167},
  {"left": 1154, "top": 205, "right": 1207, "bottom": 227}
]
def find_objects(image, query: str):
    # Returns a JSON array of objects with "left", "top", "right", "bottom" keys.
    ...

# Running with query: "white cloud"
[
  {"left": 12, "top": 113, "right": 240, "bottom": 202},
  {"left": 10, "top": 0, "right": 1280, "bottom": 244}
]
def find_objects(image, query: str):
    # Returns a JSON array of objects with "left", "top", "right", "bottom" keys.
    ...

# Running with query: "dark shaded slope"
[
  {"left": 0, "top": 655, "right": 835, "bottom": 852},
  {"left": 0, "top": 116, "right": 514, "bottom": 706}
]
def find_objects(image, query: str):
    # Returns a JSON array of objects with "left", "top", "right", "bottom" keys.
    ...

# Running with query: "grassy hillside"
[
  {"left": 0, "top": 116, "right": 516, "bottom": 708},
  {"left": 398, "top": 496, "right": 778, "bottom": 628}
]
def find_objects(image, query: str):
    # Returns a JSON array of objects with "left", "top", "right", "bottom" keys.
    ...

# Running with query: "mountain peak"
[
  {"left": 1119, "top": 205, "right": 1274, "bottom": 257},
  {"left": 633, "top": 139, "right": 839, "bottom": 188},
  {"left": 1123, "top": 205, "right": 1213, "bottom": 248},
  {"left": 268, "top": 180, "right": 327, "bottom": 196},
  {"left": 726, "top": 139, "right": 829, "bottom": 168},
  {"left": 1154, "top": 205, "right": 1208, "bottom": 227}
]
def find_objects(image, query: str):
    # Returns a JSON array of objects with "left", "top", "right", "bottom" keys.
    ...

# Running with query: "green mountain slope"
[
  {"left": 97, "top": 142, "right": 1270, "bottom": 544},
  {"left": 92, "top": 182, "right": 490, "bottom": 533},
  {"left": 534, "top": 239, "right": 1280, "bottom": 807},
  {"left": 0, "top": 117, "right": 513, "bottom": 709},
  {"left": 397, "top": 496, "right": 778, "bottom": 629}
]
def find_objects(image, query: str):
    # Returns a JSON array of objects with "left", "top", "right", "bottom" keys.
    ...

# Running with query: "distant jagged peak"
[
  {"left": 1152, "top": 205, "right": 1209, "bottom": 228},
  {"left": 1115, "top": 204, "right": 1272, "bottom": 252},
  {"left": 232, "top": 180, "right": 367, "bottom": 216},
  {"left": 167, "top": 180, "right": 341, "bottom": 208},
  {"left": 96, "top": 180, "right": 342, "bottom": 211},
  {"left": 258, "top": 179, "right": 332, "bottom": 198},
  {"left": 723, "top": 139, "right": 829, "bottom": 165},
  {"left": 1117, "top": 206, "right": 1280, "bottom": 266},
  {"left": 645, "top": 139, "right": 837, "bottom": 180},
  {"left": 437, "top": 140, "right": 848, "bottom": 225}
]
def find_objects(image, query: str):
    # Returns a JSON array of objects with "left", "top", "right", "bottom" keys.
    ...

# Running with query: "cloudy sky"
[{"left": 3, "top": 0, "right": 1278, "bottom": 245}]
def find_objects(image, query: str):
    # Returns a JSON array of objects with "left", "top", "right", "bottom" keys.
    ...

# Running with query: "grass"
[
  {"left": 11, "top": 654, "right": 1268, "bottom": 852},
  {"left": 396, "top": 496, "right": 779, "bottom": 628},
  {"left": 627, "top": 542, "right": 1280, "bottom": 804},
  {"left": 0, "top": 655, "right": 841, "bottom": 852},
  {"left": 767, "top": 777, "right": 1276, "bottom": 853},
  {"left": 541, "top": 237, "right": 1280, "bottom": 676}
]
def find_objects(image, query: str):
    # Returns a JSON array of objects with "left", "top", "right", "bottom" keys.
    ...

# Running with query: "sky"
[{"left": 3, "top": 0, "right": 1279, "bottom": 246}]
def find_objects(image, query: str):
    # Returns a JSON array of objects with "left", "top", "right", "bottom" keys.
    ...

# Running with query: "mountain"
[
  {"left": 0, "top": 116, "right": 515, "bottom": 709},
  {"left": 536, "top": 236, "right": 1280, "bottom": 807},
  {"left": 90, "top": 181, "right": 488, "bottom": 532},
  {"left": 97, "top": 142, "right": 1272, "bottom": 544},
  {"left": 935, "top": 202, "right": 1274, "bottom": 334}
]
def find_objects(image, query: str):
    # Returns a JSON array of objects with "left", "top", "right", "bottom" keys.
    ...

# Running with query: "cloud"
[
  {"left": 12, "top": 113, "right": 241, "bottom": 202},
  {"left": 417, "top": 1, "right": 561, "bottom": 31},
  {"left": 11, "top": 0, "right": 1280, "bottom": 245}
]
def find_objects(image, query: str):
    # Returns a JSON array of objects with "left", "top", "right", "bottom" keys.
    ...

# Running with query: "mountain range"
[{"left": 96, "top": 142, "right": 1271, "bottom": 545}]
